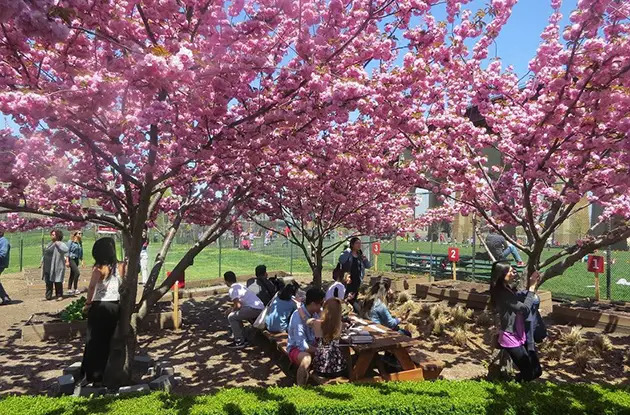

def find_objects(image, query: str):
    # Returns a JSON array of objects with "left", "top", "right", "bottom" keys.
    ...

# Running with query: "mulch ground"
[{"left": 0, "top": 269, "right": 628, "bottom": 396}]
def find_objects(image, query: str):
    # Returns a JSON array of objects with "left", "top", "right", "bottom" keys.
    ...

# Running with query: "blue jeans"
[
  {"left": 502, "top": 245, "right": 523, "bottom": 263},
  {"left": 0, "top": 268, "right": 9, "bottom": 300}
]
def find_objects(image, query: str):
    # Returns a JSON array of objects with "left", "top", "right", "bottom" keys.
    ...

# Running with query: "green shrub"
[
  {"left": 1, "top": 381, "right": 629, "bottom": 415},
  {"left": 60, "top": 296, "right": 87, "bottom": 322}
]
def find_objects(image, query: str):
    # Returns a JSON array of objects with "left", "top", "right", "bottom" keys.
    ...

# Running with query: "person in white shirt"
[
  {"left": 80, "top": 237, "right": 125, "bottom": 386},
  {"left": 225, "top": 271, "right": 264, "bottom": 349},
  {"left": 325, "top": 263, "right": 351, "bottom": 301}
]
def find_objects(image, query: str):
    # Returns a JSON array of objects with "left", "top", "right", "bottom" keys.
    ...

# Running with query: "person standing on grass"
[
  {"left": 287, "top": 287, "right": 325, "bottom": 385},
  {"left": 225, "top": 271, "right": 265, "bottom": 349},
  {"left": 66, "top": 231, "right": 84, "bottom": 295},
  {"left": 339, "top": 237, "right": 371, "bottom": 308},
  {"left": 0, "top": 230, "right": 12, "bottom": 305},
  {"left": 139, "top": 226, "right": 149, "bottom": 285},
  {"left": 490, "top": 261, "right": 542, "bottom": 382},
  {"left": 80, "top": 237, "right": 125, "bottom": 386},
  {"left": 486, "top": 231, "right": 525, "bottom": 266},
  {"left": 42, "top": 229, "right": 69, "bottom": 301}
]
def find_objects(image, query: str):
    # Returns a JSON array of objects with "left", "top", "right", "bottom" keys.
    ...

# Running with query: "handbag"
[
  {"left": 253, "top": 292, "right": 278, "bottom": 330},
  {"left": 533, "top": 311, "right": 547, "bottom": 343}
]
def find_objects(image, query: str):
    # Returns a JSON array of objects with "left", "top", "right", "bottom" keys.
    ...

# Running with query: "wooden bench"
[{"left": 260, "top": 330, "right": 347, "bottom": 385}]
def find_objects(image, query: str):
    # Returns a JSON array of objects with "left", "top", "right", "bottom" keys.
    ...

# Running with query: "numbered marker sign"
[
  {"left": 587, "top": 255, "right": 604, "bottom": 273},
  {"left": 371, "top": 242, "right": 381, "bottom": 256},
  {"left": 168, "top": 271, "right": 186, "bottom": 289},
  {"left": 448, "top": 247, "right": 460, "bottom": 262}
]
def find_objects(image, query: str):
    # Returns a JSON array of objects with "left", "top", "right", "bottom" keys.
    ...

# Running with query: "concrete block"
[
  {"left": 146, "top": 366, "right": 156, "bottom": 377},
  {"left": 173, "top": 376, "right": 182, "bottom": 386},
  {"left": 57, "top": 374, "right": 75, "bottom": 396},
  {"left": 159, "top": 366, "right": 175, "bottom": 376},
  {"left": 149, "top": 375, "right": 174, "bottom": 392},
  {"left": 63, "top": 362, "right": 82, "bottom": 379},
  {"left": 73, "top": 386, "right": 108, "bottom": 397},
  {"left": 133, "top": 355, "right": 154, "bottom": 371},
  {"left": 118, "top": 384, "right": 150, "bottom": 395}
]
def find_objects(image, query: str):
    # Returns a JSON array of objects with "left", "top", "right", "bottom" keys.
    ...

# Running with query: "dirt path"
[{"left": 0, "top": 269, "right": 628, "bottom": 395}]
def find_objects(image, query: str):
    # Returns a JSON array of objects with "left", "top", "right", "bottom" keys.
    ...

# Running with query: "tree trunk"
[
  {"left": 312, "top": 246, "right": 324, "bottom": 288},
  {"left": 104, "top": 228, "right": 143, "bottom": 387}
]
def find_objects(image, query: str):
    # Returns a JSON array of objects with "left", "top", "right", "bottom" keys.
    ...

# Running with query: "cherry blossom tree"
[
  {"left": 250, "top": 122, "right": 413, "bottom": 286},
  {"left": 380, "top": 0, "right": 630, "bottom": 284},
  {"left": 0, "top": 0, "right": 455, "bottom": 385}
]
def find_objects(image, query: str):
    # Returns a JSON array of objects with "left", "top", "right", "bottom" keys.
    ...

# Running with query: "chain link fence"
[
  {"left": 378, "top": 237, "right": 630, "bottom": 302},
  {"left": 5, "top": 224, "right": 627, "bottom": 302},
  {"left": 1, "top": 221, "right": 360, "bottom": 282}
]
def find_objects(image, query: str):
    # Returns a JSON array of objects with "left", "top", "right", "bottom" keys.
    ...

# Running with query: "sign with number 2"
[{"left": 448, "top": 247, "right": 459, "bottom": 262}]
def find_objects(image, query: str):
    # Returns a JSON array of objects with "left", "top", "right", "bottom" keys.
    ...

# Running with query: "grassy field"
[
  {"left": 3, "top": 231, "right": 630, "bottom": 301},
  {"left": 0, "top": 230, "right": 334, "bottom": 281},
  {"left": 380, "top": 240, "right": 630, "bottom": 301}
]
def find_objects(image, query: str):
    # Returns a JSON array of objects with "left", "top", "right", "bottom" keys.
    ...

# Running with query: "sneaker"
[
  {"left": 228, "top": 340, "right": 248, "bottom": 349},
  {"left": 517, "top": 261, "right": 525, "bottom": 267}
]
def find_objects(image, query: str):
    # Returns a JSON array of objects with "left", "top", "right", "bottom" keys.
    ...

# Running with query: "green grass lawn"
[
  {"left": 379, "top": 240, "right": 630, "bottom": 301},
  {"left": 1, "top": 381, "right": 629, "bottom": 415},
  {"left": 4, "top": 231, "right": 630, "bottom": 301}
]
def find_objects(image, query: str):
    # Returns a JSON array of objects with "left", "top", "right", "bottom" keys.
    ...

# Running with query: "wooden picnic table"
[{"left": 342, "top": 317, "right": 425, "bottom": 382}]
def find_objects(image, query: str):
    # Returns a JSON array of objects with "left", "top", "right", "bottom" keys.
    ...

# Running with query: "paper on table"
[
  {"left": 352, "top": 317, "right": 369, "bottom": 325},
  {"left": 368, "top": 324, "right": 386, "bottom": 333}
]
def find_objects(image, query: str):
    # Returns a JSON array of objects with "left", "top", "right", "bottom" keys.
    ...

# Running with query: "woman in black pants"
[
  {"left": 490, "top": 261, "right": 542, "bottom": 382},
  {"left": 67, "top": 231, "right": 84, "bottom": 295},
  {"left": 80, "top": 237, "right": 125, "bottom": 386}
]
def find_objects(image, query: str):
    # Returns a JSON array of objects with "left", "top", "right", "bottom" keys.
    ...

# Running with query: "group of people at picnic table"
[
  {"left": 224, "top": 237, "right": 405, "bottom": 385},
  {"left": 225, "top": 236, "right": 546, "bottom": 385}
]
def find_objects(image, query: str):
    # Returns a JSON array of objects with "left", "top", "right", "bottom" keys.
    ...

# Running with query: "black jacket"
[
  {"left": 492, "top": 285, "right": 535, "bottom": 334},
  {"left": 246, "top": 277, "right": 277, "bottom": 306}
]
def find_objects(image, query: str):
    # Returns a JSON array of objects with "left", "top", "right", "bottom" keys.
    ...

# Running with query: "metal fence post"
[
  {"left": 218, "top": 236, "right": 222, "bottom": 279},
  {"left": 19, "top": 237, "right": 23, "bottom": 272},
  {"left": 393, "top": 233, "right": 398, "bottom": 272},
  {"left": 606, "top": 219, "right": 612, "bottom": 300},
  {"left": 290, "top": 242, "right": 294, "bottom": 275},
  {"left": 430, "top": 237, "right": 434, "bottom": 280},
  {"left": 471, "top": 226, "right": 477, "bottom": 280}
]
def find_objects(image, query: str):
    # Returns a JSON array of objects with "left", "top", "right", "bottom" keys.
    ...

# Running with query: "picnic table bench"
[
  {"left": 260, "top": 317, "right": 444, "bottom": 384},
  {"left": 383, "top": 250, "right": 525, "bottom": 281}
]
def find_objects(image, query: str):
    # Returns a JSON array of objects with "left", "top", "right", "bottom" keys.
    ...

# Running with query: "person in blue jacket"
[
  {"left": 362, "top": 279, "right": 410, "bottom": 336},
  {"left": 265, "top": 282, "right": 299, "bottom": 333},
  {"left": 0, "top": 230, "right": 12, "bottom": 305}
]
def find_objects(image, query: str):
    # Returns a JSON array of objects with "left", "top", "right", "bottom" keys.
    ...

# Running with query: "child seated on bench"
[
  {"left": 287, "top": 287, "right": 325, "bottom": 385},
  {"left": 225, "top": 271, "right": 265, "bottom": 349},
  {"left": 299, "top": 297, "right": 347, "bottom": 379},
  {"left": 325, "top": 263, "right": 350, "bottom": 301},
  {"left": 265, "top": 281, "right": 299, "bottom": 333}
]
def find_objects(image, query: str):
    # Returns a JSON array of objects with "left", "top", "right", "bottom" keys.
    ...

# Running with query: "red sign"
[
  {"left": 168, "top": 271, "right": 186, "bottom": 289},
  {"left": 587, "top": 255, "right": 604, "bottom": 273},
  {"left": 97, "top": 226, "right": 118, "bottom": 234},
  {"left": 448, "top": 247, "right": 460, "bottom": 262},
  {"left": 371, "top": 242, "right": 381, "bottom": 255}
]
